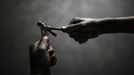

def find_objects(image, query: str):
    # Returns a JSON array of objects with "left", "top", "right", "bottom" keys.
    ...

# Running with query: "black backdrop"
[{"left": 0, "top": 0, "right": 134, "bottom": 75}]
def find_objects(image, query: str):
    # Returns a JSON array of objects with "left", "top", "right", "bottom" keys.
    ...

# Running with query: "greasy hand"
[
  {"left": 29, "top": 34, "right": 57, "bottom": 74},
  {"left": 62, "top": 17, "right": 100, "bottom": 44}
]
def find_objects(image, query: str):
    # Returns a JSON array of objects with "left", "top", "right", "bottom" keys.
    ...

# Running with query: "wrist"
[{"left": 97, "top": 18, "right": 121, "bottom": 34}]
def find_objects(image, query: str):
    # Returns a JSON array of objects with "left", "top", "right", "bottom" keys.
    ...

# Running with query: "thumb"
[
  {"left": 38, "top": 33, "right": 50, "bottom": 50},
  {"left": 69, "top": 17, "right": 84, "bottom": 24},
  {"left": 62, "top": 23, "right": 82, "bottom": 33}
]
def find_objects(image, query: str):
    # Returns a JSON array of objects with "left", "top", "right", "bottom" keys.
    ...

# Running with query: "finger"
[
  {"left": 62, "top": 23, "right": 83, "bottom": 33},
  {"left": 38, "top": 33, "right": 50, "bottom": 50},
  {"left": 29, "top": 41, "right": 39, "bottom": 53},
  {"left": 48, "top": 46, "right": 54, "bottom": 56},
  {"left": 69, "top": 17, "right": 84, "bottom": 24},
  {"left": 42, "top": 35, "right": 50, "bottom": 44},
  {"left": 47, "top": 45, "right": 57, "bottom": 66}
]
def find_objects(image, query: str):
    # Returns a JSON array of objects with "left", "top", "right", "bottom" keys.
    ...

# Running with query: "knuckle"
[
  {"left": 38, "top": 45, "right": 47, "bottom": 50},
  {"left": 29, "top": 42, "right": 38, "bottom": 50},
  {"left": 48, "top": 49, "right": 54, "bottom": 56},
  {"left": 70, "top": 17, "right": 83, "bottom": 24},
  {"left": 29, "top": 43, "right": 38, "bottom": 53},
  {"left": 49, "top": 46, "right": 53, "bottom": 50},
  {"left": 75, "top": 17, "right": 80, "bottom": 19},
  {"left": 34, "top": 42, "right": 39, "bottom": 46},
  {"left": 38, "top": 44, "right": 48, "bottom": 50},
  {"left": 73, "top": 17, "right": 80, "bottom": 20}
]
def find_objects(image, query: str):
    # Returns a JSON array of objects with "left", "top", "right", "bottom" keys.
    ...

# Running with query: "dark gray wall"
[{"left": 0, "top": 0, "right": 134, "bottom": 75}]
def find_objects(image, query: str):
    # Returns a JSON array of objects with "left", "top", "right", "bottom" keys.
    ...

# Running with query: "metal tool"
[{"left": 37, "top": 21, "right": 62, "bottom": 37}]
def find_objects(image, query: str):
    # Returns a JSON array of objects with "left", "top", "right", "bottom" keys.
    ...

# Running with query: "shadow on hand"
[{"left": 69, "top": 31, "right": 98, "bottom": 44}]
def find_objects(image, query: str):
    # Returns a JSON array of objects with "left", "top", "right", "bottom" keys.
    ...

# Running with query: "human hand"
[
  {"left": 62, "top": 17, "right": 101, "bottom": 44},
  {"left": 29, "top": 34, "right": 57, "bottom": 75}
]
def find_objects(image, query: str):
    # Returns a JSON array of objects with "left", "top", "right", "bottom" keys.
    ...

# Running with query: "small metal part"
[{"left": 37, "top": 21, "right": 62, "bottom": 37}]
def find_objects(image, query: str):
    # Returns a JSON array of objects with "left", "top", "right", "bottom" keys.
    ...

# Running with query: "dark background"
[{"left": 0, "top": 0, "right": 134, "bottom": 75}]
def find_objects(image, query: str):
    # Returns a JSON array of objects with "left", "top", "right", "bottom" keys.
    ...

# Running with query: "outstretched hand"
[{"left": 62, "top": 17, "right": 101, "bottom": 44}]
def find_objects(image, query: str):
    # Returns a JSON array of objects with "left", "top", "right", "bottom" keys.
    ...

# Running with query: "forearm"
[{"left": 98, "top": 16, "right": 134, "bottom": 34}]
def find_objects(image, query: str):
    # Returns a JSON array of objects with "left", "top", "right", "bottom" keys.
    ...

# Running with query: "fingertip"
[
  {"left": 44, "top": 36, "right": 49, "bottom": 40},
  {"left": 42, "top": 35, "right": 50, "bottom": 43}
]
